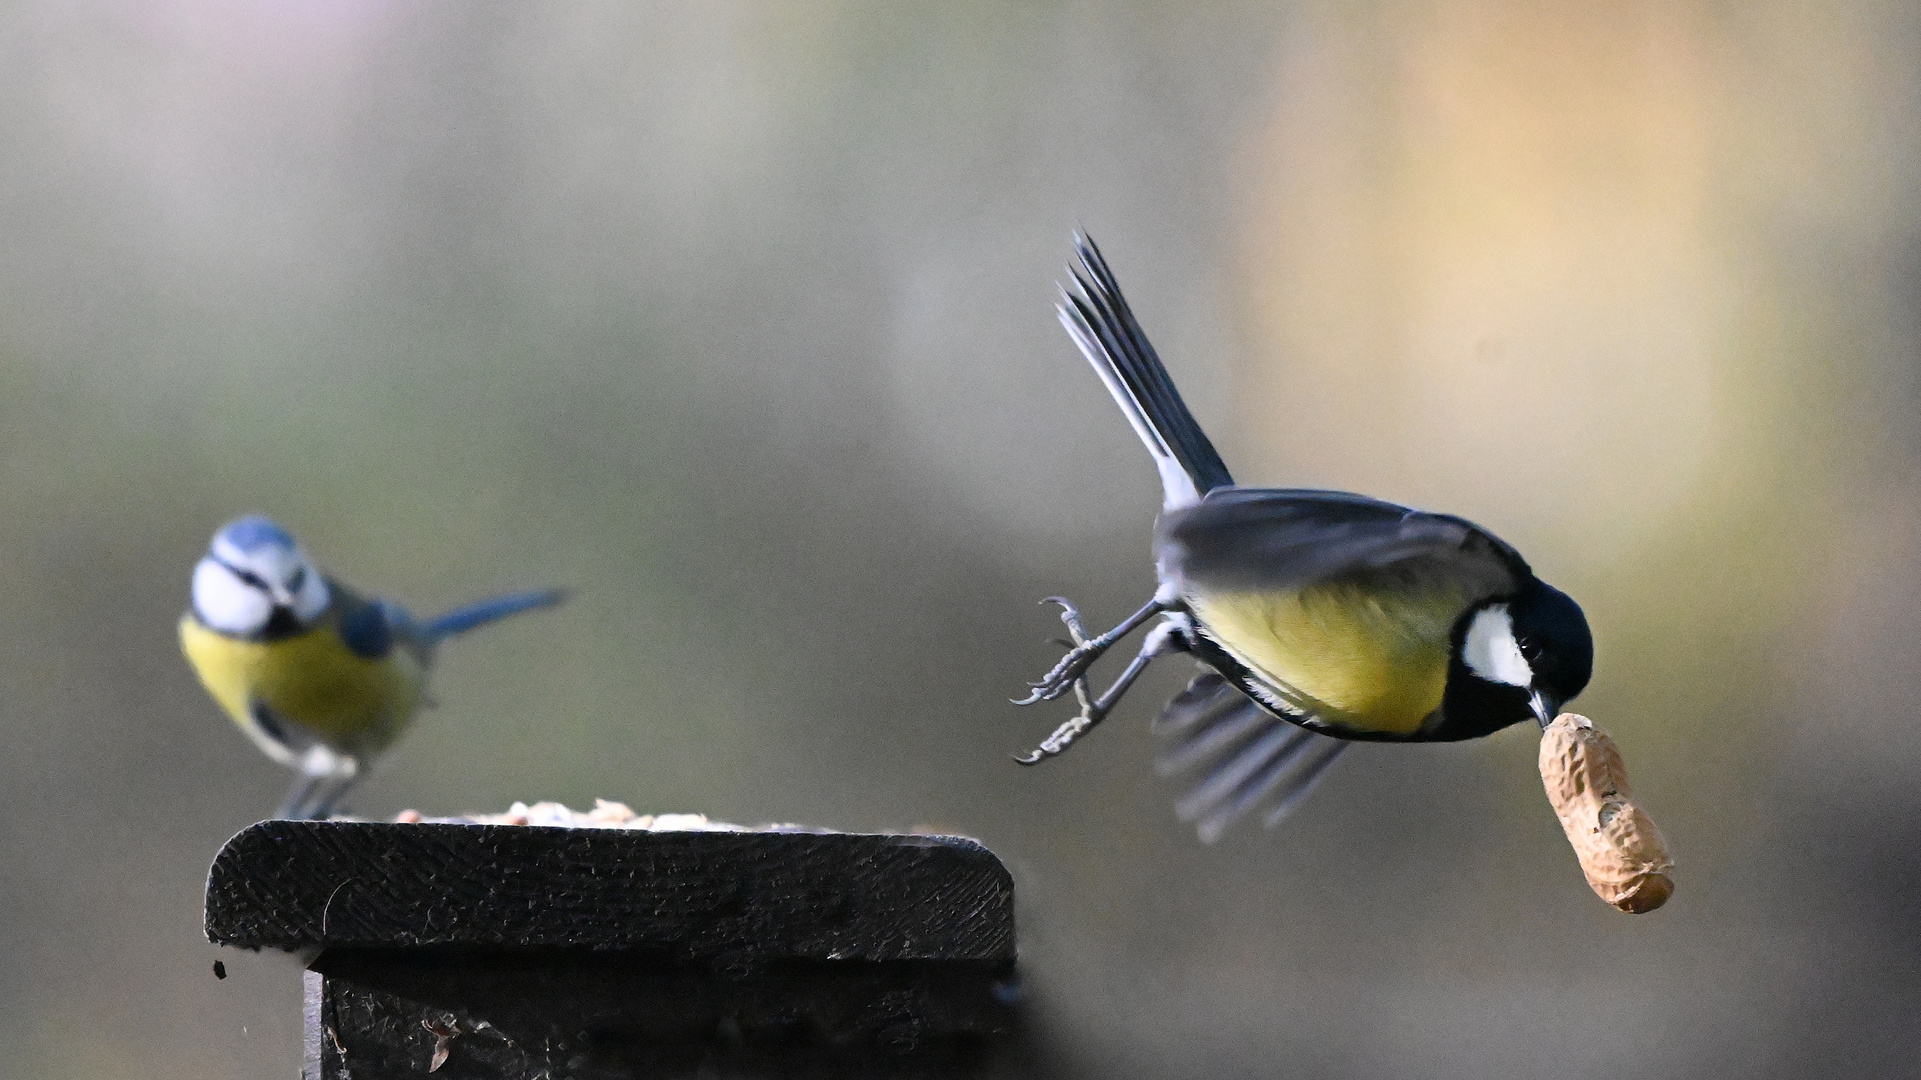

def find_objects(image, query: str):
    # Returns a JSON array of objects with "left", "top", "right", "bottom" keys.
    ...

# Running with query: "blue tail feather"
[{"left": 422, "top": 589, "right": 566, "bottom": 644}]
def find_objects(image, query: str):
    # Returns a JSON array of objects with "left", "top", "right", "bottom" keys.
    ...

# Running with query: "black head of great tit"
[
  {"left": 1455, "top": 575, "right": 1594, "bottom": 734},
  {"left": 1012, "top": 234, "right": 1594, "bottom": 841}
]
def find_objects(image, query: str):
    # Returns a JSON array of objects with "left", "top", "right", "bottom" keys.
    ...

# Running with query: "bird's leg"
[
  {"left": 278, "top": 747, "right": 359, "bottom": 820},
  {"left": 275, "top": 773, "right": 323, "bottom": 820},
  {"left": 1013, "top": 595, "right": 1170, "bottom": 706},
  {"left": 1016, "top": 617, "right": 1184, "bottom": 764},
  {"left": 302, "top": 762, "right": 362, "bottom": 821}
]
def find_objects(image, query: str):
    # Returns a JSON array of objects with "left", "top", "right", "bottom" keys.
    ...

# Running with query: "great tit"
[
  {"left": 179, "top": 515, "right": 565, "bottom": 819},
  {"left": 1014, "top": 235, "right": 1593, "bottom": 841}
]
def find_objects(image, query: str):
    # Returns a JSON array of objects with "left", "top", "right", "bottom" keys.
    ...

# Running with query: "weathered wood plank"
[
  {"left": 206, "top": 822, "right": 1015, "bottom": 963},
  {"left": 304, "top": 949, "right": 1026, "bottom": 1079}
]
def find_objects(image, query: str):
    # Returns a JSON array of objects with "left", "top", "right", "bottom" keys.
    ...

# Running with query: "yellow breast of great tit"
[
  {"left": 178, "top": 613, "right": 426, "bottom": 758},
  {"left": 1187, "top": 579, "right": 1471, "bottom": 737}
]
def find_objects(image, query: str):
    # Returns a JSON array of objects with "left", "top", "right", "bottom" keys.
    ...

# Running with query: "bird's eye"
[
  {"left": 288, "top": 567, "right": 307, "bottom": 592},
  {"left": 211, "top": 556, "right": 272, "bottom": 593}
]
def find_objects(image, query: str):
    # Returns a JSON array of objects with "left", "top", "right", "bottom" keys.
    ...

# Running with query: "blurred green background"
[{"left": 3, "top": 2, "right": 1918, "bottom": 1076}]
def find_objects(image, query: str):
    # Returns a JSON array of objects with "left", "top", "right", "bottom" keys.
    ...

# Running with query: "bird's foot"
[
  {"left": 1014, "top": 674, "right": 1106, "bottom": 764},
  {"left": 1011, "top": 597, "right": 1106, "bottom": 706},
  {"left": 1014, "top": 705, "right": 1103, "bottom": 764}
]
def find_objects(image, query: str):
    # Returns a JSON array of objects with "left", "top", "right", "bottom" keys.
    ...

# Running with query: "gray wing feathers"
[
  {"left": 1159, "top": 488, "right": 1528, "bottom": 597},
  {"left": 1154, "top": 671, "right": 1349, "bottom": 842},
  {"left": 1060, "top": 234, "right": 1234, "bottom": 509}
]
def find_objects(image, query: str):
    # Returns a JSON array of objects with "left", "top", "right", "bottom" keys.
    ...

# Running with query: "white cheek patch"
[
  {"left": 1463, "top": 604, "right": 1533, "bottom": 687},
  {"left": 192, "top": 557, "right": 271, "bottom": 635}
]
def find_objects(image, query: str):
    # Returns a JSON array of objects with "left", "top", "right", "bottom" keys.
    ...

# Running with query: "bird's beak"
[
  {"left": 1529, "top": 689, "right": 1559, "bottom": 729},
  {"left": 264, "top": 605, "right": 302, "bottom": 636}
]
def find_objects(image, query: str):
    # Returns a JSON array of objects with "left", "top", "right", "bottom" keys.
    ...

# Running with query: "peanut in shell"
[{"left": 1538, "top": 713, "right": 1674, "bottom": 914}]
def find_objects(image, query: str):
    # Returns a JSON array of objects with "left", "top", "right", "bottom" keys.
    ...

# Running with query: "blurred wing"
[
  {"left": 1154, "top": 671, "right": 1349, "bottom": 842},
  {"left": 1158, "top": 488, "right": 1529, "bottom": 598}
]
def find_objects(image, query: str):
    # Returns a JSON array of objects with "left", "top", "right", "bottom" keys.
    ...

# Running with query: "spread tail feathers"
[
  {"left": 1154, "top": 671, "right": 1348, "bottom": 842},
  {"left": 422, "top": 588, "right": 566, "bottom": 644},
  {"left": 1059, "top": 233, "right": 1234, "bottom": 509}
]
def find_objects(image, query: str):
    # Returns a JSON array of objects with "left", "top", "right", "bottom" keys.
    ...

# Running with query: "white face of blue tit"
[
  {"left": 1462, "top": 603, "right": 1533, "bottom": 687},
  {"left": 192, "top": 517, "right": 331, "bottom": 635}
]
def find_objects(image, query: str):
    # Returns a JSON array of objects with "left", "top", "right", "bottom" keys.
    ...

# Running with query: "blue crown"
[{"left": 217, "top": 515, "right": 298, "bottom": 554}]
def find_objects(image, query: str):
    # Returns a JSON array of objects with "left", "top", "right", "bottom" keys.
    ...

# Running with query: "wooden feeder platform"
[{"left": 205, "top": 819, "right": 1022, "bottom": 1079}]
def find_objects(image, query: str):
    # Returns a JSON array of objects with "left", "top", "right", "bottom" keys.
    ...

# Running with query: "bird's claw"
[
  {"left": 1013, "top": 594, "right": 1170, "bottom": 766},
  {"left": 1013, "top": 702, "right": 1101, "bottom": 766},
  {"left": 1040, "top": 596, "right": 1091, "bottom": 644},
  {"left": 1014, "top": 596, "right": 1105, "bottom": 705},
  {"left": 1014, "top": 672, "right": 1103, "bottom": 764},
  {"left": 1018, "top": 648, "right": 1101, "bottom": 703},
  {"left": 1013, "top": 719, "right": 1089, "bottom": 766}
]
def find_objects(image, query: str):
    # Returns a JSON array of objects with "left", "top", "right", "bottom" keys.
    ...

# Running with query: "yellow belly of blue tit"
[
  {"left": 179, "top": 614, "right": 425, "bottom": 760},
  {"left": 1187, "top": 581, "right": 1469, "bottom": 736}
]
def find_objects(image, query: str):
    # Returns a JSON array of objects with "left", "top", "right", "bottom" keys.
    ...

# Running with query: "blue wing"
[{"left": 335, "top": 598, "right": 410, "bottom": 659}]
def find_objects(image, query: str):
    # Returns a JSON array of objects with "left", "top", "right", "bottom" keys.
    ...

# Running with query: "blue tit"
[
  {"left": 1014, "top": 235, "right": 1593, "bottom": 841},
  {"left": 179, "top": 515, "right": 565, "bottom": 820}
]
